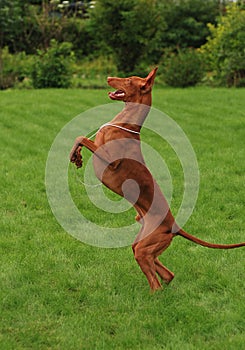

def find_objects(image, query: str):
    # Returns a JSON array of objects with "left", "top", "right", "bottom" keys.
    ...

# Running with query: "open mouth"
[{"left": 108, "top": 90, "right": 126, "bottom": 100}]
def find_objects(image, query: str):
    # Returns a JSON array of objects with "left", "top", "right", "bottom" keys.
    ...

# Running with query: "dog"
[{"left": 70, "top": 68, "right": 245, "bottom": 291}]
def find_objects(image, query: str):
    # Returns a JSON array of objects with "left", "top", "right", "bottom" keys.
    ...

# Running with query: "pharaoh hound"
[{"left": 70, "top": 68, "right": 244, "bottom": 291}]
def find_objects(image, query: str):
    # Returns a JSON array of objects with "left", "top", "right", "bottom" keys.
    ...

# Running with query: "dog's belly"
[{"left": 93, "top": 157, "right": 172, "bottom": 227}]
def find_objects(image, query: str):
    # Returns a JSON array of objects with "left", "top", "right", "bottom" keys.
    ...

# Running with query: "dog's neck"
[{"left": 111, "top": 97, "right": 152, "bottom": 132}]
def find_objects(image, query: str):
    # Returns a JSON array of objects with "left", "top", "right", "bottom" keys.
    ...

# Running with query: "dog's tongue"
[{"left": 109, "top": 90, "right": 125, "bottom": 100}]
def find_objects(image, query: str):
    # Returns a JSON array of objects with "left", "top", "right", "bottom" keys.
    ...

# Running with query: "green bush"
[
  {"left": 31, "top": 40, "right": 74, "bottom": 88},
  {"left": 72, "top": 56, "right": 117, "bottom": 88},
  {"left": 161, "top": 49, "right": 204, "bottom": 87},
  {"left": 0, "top": 48, "right": 33, "bottom": 89},
  {"left": 200, "top": 4, "right": 245, "bottom": 87}
]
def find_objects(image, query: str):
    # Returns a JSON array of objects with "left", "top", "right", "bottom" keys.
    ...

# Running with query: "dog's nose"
[{"left": 107, "top": 77, "right": 112, "bottom": 82}]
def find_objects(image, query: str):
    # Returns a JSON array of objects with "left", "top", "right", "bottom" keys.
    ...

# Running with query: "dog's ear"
[{"left": 141, "top": 67, "right": 158, "bottom": 94}]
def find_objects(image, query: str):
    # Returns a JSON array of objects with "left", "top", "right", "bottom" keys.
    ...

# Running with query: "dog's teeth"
[{"left": 108, "top": 90, "right": 125, "bottom": 100}]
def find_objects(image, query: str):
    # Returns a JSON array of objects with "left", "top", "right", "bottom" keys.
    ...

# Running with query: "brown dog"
[{"left": 70, "top": 68, "right": 245, "bottom": 291}]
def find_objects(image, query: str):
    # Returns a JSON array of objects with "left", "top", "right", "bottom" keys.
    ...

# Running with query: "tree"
[
  {"left": 90, "top": 0, "right": 166, "bottom": 74},
  {"left": 200, "top": 3, "right": 245, "bottom": 86},
  {"left": 0, "top": 0, "right": 24, "bottom": 51},
  {"left": 160, "top": 0, "right": 222, "bottom": 50},
  {"left": 0, "top": 0, "right": 24, "bottom": 88}
]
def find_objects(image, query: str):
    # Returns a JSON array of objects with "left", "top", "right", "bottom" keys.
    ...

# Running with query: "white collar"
[{"left": 99, "top": 123, "right": 140, "bottom": 135}]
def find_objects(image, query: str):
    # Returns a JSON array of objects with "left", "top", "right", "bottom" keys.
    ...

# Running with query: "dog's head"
[{"left": 107, "top": 67, "right": 158, "bottom": 104}]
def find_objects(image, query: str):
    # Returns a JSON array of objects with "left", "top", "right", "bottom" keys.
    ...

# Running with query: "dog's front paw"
[
  {"left": 70, "top": 145, "right": 83, "bottom": 168},
  {"left": 75, "top": 151, "right": 83, "bottom": 168}
]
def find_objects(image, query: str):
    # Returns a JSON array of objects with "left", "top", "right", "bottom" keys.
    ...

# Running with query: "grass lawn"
[{"left": 0, "top": 87, "right": 244, "bottom": 349}]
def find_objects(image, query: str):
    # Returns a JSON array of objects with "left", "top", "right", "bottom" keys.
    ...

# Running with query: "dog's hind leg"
[
  {"left": 155, "top": 258, "right": 174, "bottom": 284},
  {"left": 133, "top": 247, "right": 162, "bottom": 291},
  {"left": 132, "top": 228, "right": 175, "bottom": 291},
  {"left": 132, "top": 233, "right": 160, "bottom": 290}
]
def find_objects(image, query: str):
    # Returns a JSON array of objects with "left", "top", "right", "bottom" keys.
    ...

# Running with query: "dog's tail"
[{"left": 177, "top": 229, "right": 245, "bottom": 249}]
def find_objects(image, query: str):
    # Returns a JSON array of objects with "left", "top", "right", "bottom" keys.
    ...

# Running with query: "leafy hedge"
[
  {"left": 0, "top": 48, "right": 34, "bottom": 90},
  {"left": 31, "top": 40, "right": 74, "bottom": 88},
  {"left": 161, "top": 49, "right": 204, "bottom": 88}
]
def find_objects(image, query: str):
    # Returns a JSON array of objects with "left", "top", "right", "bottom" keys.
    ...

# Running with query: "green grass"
[{"left": 0, "top": 87, "right": 245, "bottom": 349}]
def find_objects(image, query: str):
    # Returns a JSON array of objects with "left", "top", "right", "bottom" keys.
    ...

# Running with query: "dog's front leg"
[
  {"left": 70, "top": 136, "right": 120, "bottom": 170},
  {"left": 70, "top": 136, "right": 97, "bottom": 168}
]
